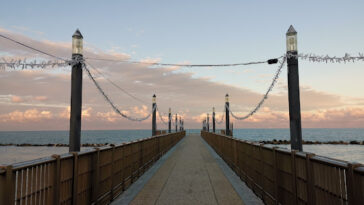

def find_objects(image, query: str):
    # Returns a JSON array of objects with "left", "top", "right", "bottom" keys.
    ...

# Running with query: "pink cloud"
[
  {"left": 11, "top": 95, "right": 25, "bottom": 103},
  {"left": 1, "top": 27, "right": 364, "bottom": 130},
  {"left": 0, "top": 109, "right": 53, "bottom": 122},
  {"left": 34, "top": 96, "right": 48, "bottom": 101}
]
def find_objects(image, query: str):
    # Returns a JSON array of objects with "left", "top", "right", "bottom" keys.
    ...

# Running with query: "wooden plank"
[
  {"left": 21, "top": 169, "right": 27, "bottom": 205},
  {"left": 31, "top": 166, "right": 36, "bottom": 205},
  {"left": 15, "top": 170, "right": 21, "bottom": 205},
  {"left": 35, "top": 165, "right": 41, "bottom": 204}
]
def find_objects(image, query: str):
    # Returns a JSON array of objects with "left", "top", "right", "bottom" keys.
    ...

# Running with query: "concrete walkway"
[{"left": 126, "top": 134, "right": 244, "bottom": 205}]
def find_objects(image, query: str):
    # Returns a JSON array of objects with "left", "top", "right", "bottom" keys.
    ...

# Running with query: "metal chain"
[
  {"left": 228, "top": 57, "right": 286, "bottom": 120},
  {"left": 85, "top": 60, "right": 148, "bottom": 104},
  {"left": 156, "top": 106, "right": 169, "bottom": 125},
  {"left": 215, "top": 111, "right": 225, "bottom": 124},
  {"left": 83, "top": 63, "right": 154, "bottom": 121}
]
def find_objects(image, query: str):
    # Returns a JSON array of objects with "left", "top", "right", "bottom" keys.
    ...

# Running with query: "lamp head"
[
  {"left": 225, "top": 93, "right": 229, "bottom": 102},
  {"left": 286, "top": 25, "right": 297, "bottom": 52},
  {"left": 72, "top": 29, "right": 83, "bottom": 55}
]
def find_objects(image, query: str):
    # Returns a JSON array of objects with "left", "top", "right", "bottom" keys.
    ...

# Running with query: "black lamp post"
[
  {"left": 225, "top": 94, "right": 230, "bottom": 136},
  {"left": 168, "top": 108, "right": 171, "bottom": 133},
  {"left": 286, "top": 25, "right": 303, "bottom": 151},
  {"left": 152, "top": 94, "right": 157, "bottom": 136},
  {"left": 175, "top": 114, "right": 178, "bottom": 132},
  {"left": 212, "top": 107, "right": 216, "bottom": 133},
  {"left": 69, "top": 29, "right": 83, "bottom": 152}
]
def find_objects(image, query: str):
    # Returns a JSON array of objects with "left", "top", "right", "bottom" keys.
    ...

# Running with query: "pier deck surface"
[{"left": 123, "top": 134, "right": 244, "bottom": 205}]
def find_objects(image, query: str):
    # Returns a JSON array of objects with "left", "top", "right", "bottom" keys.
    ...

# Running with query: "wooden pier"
[{"left": 114, "top": 133, "right": 247, "bottom": 205}]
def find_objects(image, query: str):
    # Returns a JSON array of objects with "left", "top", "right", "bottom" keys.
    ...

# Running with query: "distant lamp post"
[
  {"left": 152, "top": 94, "right": 157, "bottom": 136},
  {"left": 69, "top": 29, "right": 84, "bottom": 152},
  {"left": 175, "top": 114, "right": 178, "bottom": 132},
  {"left": 286, "top": 25, "right": 303, "bottom": 151},
  {"left": 212, "top": 107, "right": 216, "bottom": 133},
  {"left": 168, "top": 108, "right": 172, "bottom": 133},
  {"left": 207, "top": 113, "right": 209, "bottom": 132},
  {"left": 225, "top": 94, "right": 230, "bottom": 136}
]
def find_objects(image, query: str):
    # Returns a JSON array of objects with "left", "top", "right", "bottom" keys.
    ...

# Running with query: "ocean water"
[
  {"left": 0, "top": 129, "right": 154, "bottom": 145},
  {"left": 0, "top": 128, "right": 364, "bottom": 165}
]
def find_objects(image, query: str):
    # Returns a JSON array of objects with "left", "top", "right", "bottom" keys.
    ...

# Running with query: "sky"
[{"left": 0, "top": 0, "right": 364, "bottom": 131}]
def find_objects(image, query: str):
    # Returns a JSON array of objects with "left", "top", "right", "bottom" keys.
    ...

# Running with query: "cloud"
[
  {"left": 0, "top": 109, "right": 53, "bottom": 122},
  {"left": 34, "top": 96, "right": 48, "bottom": 101},
  {"left": 1, "top": 27, "right": 364, "bottom": 130},
  {"left": 11, "top": 95, "right": 25, "bottom": 103}
]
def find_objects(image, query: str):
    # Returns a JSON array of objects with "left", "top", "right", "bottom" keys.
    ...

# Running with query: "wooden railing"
[
  {"left": 0, "top": 131, "right": 185, "bottom": 205},
  {"left": 201, "top": 131, "right": 364, "bottom": 205}
]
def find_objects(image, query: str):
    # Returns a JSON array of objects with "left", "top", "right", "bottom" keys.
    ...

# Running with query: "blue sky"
[
  {"left": 2, "top": 0, "right": 362, "bottom": 96},
  {"left": 1, "top": 1, "right": 364, "bottom": 130}
]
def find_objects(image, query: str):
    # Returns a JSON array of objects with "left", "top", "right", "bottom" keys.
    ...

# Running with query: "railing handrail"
[
  {"left": 0, "top": 131, "right": 186, "bottom": 205},
  {"left": 203, "top": 130, "right": 363, "bottom": 172},
  {"left": 0, "top": 131, "right": 185, "bottom": 172},
  {"left": 201, "top": 130, "right": 364, "bottom": 204}
]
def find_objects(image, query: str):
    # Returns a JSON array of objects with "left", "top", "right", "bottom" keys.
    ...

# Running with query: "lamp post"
[
  {"left": 168, "top": 108, "right": 171, "bottom": 133},
  {"left": 179, "top": 116, "right": 182, "bottom": 131},
  {"left": 207, "top": 113, "right": 209, "bottom": 132},
  {"left": 152, "top": 94, "right": 157, "bottom": 136},
  {"left": 225, "top": 94, "right": 230, "bottom": 136},
  {"left": 175, "top": 114, "right": 178, "bottom": 132},
  {"left": 69, "top": 29, "right": 83, "bottom": 152},
  {"left": 212, "top": 107, "right": 216, "bottom": 133},
  {"left": 286, "top": 25, "right": 303, "bottom": 151}
]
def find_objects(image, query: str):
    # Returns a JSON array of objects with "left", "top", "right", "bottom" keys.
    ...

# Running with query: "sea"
[{"left": 0, "top": 128, "right": 363, "bottom": 165}]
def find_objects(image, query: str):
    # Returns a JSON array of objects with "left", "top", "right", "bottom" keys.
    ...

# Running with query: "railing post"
[
  {"left": 212, "top": 107, "right": 216, "bottom": 133},
  {"left": 72, "top": 152, "right": 79, "bottom": 205},
  {"left": 286, "top": 25, "right": 303, "bottom": 151},
  {"left": 259, "top": 144, "right": 265, "bottom": 197},
  {"left": 69, "top": 29, "right": 83, "bottom": 152},
  {"left": 110, "top": 145, "right": 115, "bottom": 201},
  {"left": 52, "top": 155, "right": 61, "bottom": 205},
  {"left": 305, "top": 153, "right": 315, "bottom": 205},
  {"left": 168, "top": 108, "right": 171, "bottom": 133},
  {"left": 346, "top": 163, "right": 361, "bottom": 204},
  {"left": 152, "top": 94, "right": 157, "bottom": 136},
  {"left": 225, "top": 94, "right": 230, "bottom": 136},
  {"left": 272, "top": 147, "right": 279, "bottom": 203},
  {"left": 0, "top": 165, "right": 15, "bottom": 205},
  {"left": 92, "top": 148, "right": 100, "bottom": 201},
  {"left": 291, "top": 150, "right": 298, "bottom": 204}
]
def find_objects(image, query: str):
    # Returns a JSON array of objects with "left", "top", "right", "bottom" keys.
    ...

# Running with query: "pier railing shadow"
[
  {"left": 201, "top": 131, "right": 364, "bottom": 205},
  {"left": 0, "top": 131, "right": 186, "bottom": 205}
]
